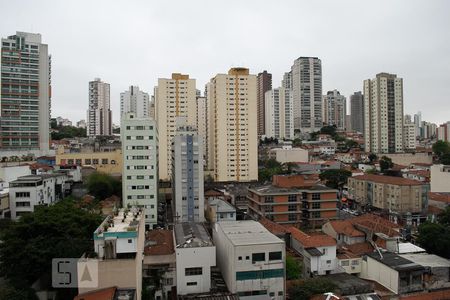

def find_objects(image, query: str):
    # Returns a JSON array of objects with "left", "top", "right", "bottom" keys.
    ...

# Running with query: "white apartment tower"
[
  {"left": 171, "top": 118, "right": 204, "bottom": 223},
  {"left": 154, "top": 73, "right": 197, "bottom": 181},
  {"left": 322, "top": 90, "right": 346, "bottom": 130},
  {"left": 364, "top": 73, "right": 404, "bottom": 154},
  {"left": 120, "top": 86, "right": 149, "bottom": 119},
  {"left": 196, "top": 95, "right": 207, "bottom": 166},
  {"left": 121, "top": 112, "right": 158, "bottom": 228},
  {"left": 0, "top": 32, "right": 51, "bottom": 155},
  {"left": 403, "top": 115, "right": 416, "bottom": 150},
  {"left": 291, "top": 57, "right": 323, "bottom": 133},
  {"left": 206, "top": 68, "right": 258, "bottom": 182},
  {"left": 87, "top": 78, "right": 112, "bottom": 137},
  {"left": 264, "top": 87, "right": 294, "bottom": 140}
]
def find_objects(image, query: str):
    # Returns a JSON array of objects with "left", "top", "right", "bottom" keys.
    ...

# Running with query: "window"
[
  {"left": 312, "top": 211, "right": 321, "bottom": 218},
  {"left": 351, "top": 260, "right": 359, "bottom": 265},
  {"left": 326, "top": 260, "right": 331, "bottom": 264},
  {"left": 269, "top": 251, "right": 282, "bottom": 261},
  {"left": 289, "top": 214, "right": 297, "bottom": 221},
  {"left": 15, "top": 192, "right": 30, "bottom": 198},
  {"left": 186, "top": 282, "right": 197, "bottom": 286},
  {"left": 341, "top": 260, "right": 349, "bottom": 266},
  {"left": 185, "top": 267, "right": 202, "bottom": 276},
  {"left": 128, "top": 239, "right": 132, "bottom": 243},
  {"left": 238, "top": 256, "right": 242, "bottom": 261},
  {"left": 288, "top": 194, "right": 297, "bottom": 202},
  {"left": 93, "top": 159, "right": 99, "bottom": 165},
  {"left": 246, "top": 256, "right": 250, "bottom": 260},
  {"left": 85, "top": 159, "right": 91, "bottom": 165},
  {"left": 288, "top": 204, "right": 296, "bottom": 211},
  {"left": 312, "top": 202, "right": 321, "bottom": 209},
  {"left": 16, "top": 201, "right": 31, "bottom": 207},
  {"left": 265, "top": 196, "right": 274, "bottom": 203},
  {"left": 312, "top": 193, "right": 321, "bottom": 200},
  {"left": 252, "top": 253, "right": 265, "bottom": 262},
  {"left": 102, "top": 158, "right": 108, "bottom": 164}
]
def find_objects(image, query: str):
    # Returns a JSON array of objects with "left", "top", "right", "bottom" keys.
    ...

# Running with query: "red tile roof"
[
  {"left": 328, "top": 220, "right": 365, "bottom": 237},
  {"left": 352, "top": 174, "right": 423, "bottom": 186},
  {"left": 399, "top": 289, "right": 450, "bottom": 300},
  {"left": 288, "top": 227, "right": 336, "bottom": 248},
  {"left": 429, "top": 192, "right": 450, "bottom": 204},
  {"left": 349, "top": 214, "right": 400, "bottom": 237},
  {"left": 259, "top": 217, "right": 289, "bottom": 235},
  {"left": 74, "top": 287, "right": 116, "bottom": 300},
  {"left": 144, "top": 230, "right": 174, "bottom": 256},
  {"left": 344, "top": 242, "right": 374, "bottom": 256}
]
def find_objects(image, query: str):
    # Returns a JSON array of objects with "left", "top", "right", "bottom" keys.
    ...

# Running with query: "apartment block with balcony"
[{"left": 247, "top": 174, "right": 338, "bottom": 226}]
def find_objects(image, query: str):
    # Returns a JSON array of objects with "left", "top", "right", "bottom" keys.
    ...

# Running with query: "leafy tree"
[
  {"left": 441, "top": 153, "right": 450, "bottom": 165},
  {"left": 368, "top": 153, "right": 378, "bottom": 163},
  {"left": 51, "top": 125, "right": 86, "bottom": 140},
  {"left": 345, "top": 139, "right": 359, "bottom": 149},
  {"left": 288, "top": 278, "right": 337, "bottom": 299},
  {"left": 113, "top": 127, "right": 120, "bottom": 134},
  {"left": 379, "top": 156, "right": 394, "bottom": 172},
  {"left": 0, "top": 282, "right": 38, "bottom": 300},
  {"left": 286, "top": 256, "right": 302, "bottom": 280},
  {"left": 432, "top": 140, "right": 450, "bottom": 158},
  {"left": 319, "top": 169, "right": 352, "bottom": 189},
  {"left": 86, "top": 172, "right": 121, "bottom": 200},
  {"left": 417, "top": 207, "right": 450, "bottom": 259},
  {"left": 292, "top": 138, "right": 302, "bottom": 147},
  {"left": 0, "top": 199, "right": 102, "bottom": 289}
]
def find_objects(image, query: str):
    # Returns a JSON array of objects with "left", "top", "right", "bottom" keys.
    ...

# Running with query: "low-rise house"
[
  {"left": 360, "top": 252, "right": 426, "bottom": 295},
  {"left": 205, "top": 197, "right": 236, "bottom": 223},
  {"left": 402, "top": 169, "right": 430, "bottom": 182},
  {"left": 268, "top": 145, "right": 309, "bottom": 164},
  {"left": 347, "top": 174, "right": 429, "bottom": 217},
  {"left": 174, "top": 223, "right": 215, "bottom": 296},
  {"left": 322, "top": 220, "right": 366, "bottom": 246},
  {"left": 213, "top": 220, "right": 285, "bottom": 299},
  {"left": 78, "top": 208, "right": 145, "bottom": 299},
  {"left": 9, "top": 173, "right": 69, "bottom": 219},
  {"left": 248, "top": 174, "right": 338, "bottom": 226},
  {"left": 288, "top": 227, "right": 337, "bottom": 276}
]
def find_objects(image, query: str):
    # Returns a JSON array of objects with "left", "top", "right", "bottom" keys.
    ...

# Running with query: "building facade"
[
  {"left": 213, "top": 221, "right": 285, "bottom": 299},
  {"left": 171, "top": 121, "right": 204, "bottom": 223},
  {"left": 120, "top": 86, "right": 149, "bottom": 120},
  {"left": 350, "top": 91, "right": 364, "bottom": 133},
  {"left": 121, "top": 113, "right": 158, "bottom": 228},
  {"left": 430, "top": 164, "right": 450, "bottom": 193},
  {"left": 206, "top": 68, "right": 258, "bottom": 182},
  {"left": 196, "top": 95, "right": 207, "bottom": 165},
  {"left": 264, "top": 87, "right": 294, "bottom": 140},
  {"left": 0, "top": 32, "right": 51, "bottom": 155},
  {"left": 256, "top": 70, "right": 272, "bottom": 137},
  {"left": 154, "top": 73, "right": 197, "bottom": 181},
  {"left": 87, "top": 78, "right": 112, "bottom": 137},
  {"left": 322, "top": 90, "right": 346, "bottom": 130},
  {"left": 403, "top": 115, "right": 417, "bottom": 150},
  {"left": 291, "top": 57, "right": 322, "bottom": 133},
  {"left": 364, "top": 73, "right": 404, "bottom": 153}
]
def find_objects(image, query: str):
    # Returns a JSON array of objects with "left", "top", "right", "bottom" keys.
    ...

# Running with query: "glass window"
[
  {"left": 185, "top": 267, "right": 202, "bottom": 276},
  {"left": 252, "top": 253, "right": 265, "bottom": 262},
  {"left": 269, "top": 251, "right": 282, "bottom": 260}
]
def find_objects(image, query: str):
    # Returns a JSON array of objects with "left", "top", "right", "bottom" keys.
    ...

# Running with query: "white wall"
[
  {"left": 0, "top": 166, "right": 31, "bottom": 187},
  {"left": 431, "top": 164, "right": 450, "bottom": 193},
  {"left": 360, "top": 256, "right": 399, "bottom": 293}
]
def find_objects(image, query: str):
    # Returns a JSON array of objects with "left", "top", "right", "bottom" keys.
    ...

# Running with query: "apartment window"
[
  {"left": 186, "top": 282, "right": 197, "bottom": 286},
  {"left": 288, "top": 194, "right": 297, "bottom": 202},
  {"left": 136, "top": 136, "right": 144, "bottom": 140},
  {"left": 312, "top": 202, "right": 321, "bottom": 209},
  {"left": 312, "top": 211, "right": 321, "bottom": 218},
  {"left": 102, "top": 158, "right": 108, "bottom": 164},
  {"left": 75, "top": 159, "right": 82, "bottom": 165},
  {"left": 351, "top": 260, "right": 359, "bottom": 266},
  {"left": 92, "top": 159, "right": 99, "bottom": 165},
  {"left": 289, "top": 214, "right": 297, "bottom": 221},
  {"left": 238, "top": 256, "right": 242, "bottom": 261},
  {"left": 269, "top": 251, "right": 282, "bottom": 261},
  {"left": 16, "top": 201, "right": 31, "bottom": 207},
  {"left": 341, "top": 260, "right": 349, "bottom": 266},
  {"left": 185, "top": 267, "right": 202, "bottom": 276},
  {"left": 85, "top": 159, "right": 91, "bottom": 165},
  {"left": 326, "top": 260, "right": 331, "bottom": 264},
  {"left": 15, "top": 192, "right": 31, "bottom": 198},
  {"left": 312, "top": 193, "right": 321, "bottom": 200},
  {"left": 128, "top": 239, "right": 132, "bottom": 243},
  {"left": 288, "top": 204, "right": 297, "bottom": 211},
  {"left": 252, "top": 253, "right": 265, "bottom": 262},
  {"left": 265, "top": 196, "right": 274, "bottom": 203}
]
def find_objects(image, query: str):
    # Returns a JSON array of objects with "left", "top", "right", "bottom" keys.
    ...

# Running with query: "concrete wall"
[
  {"left": 360, "top": 256, "right": 398, "bottom": 294},
  {"left": 0, "top": 165, "right": 31, "bottom": 187},
  {"left": 383, "top": 152, "right": 432, "bottom": 166},
  {"left": 430, "top": 164, "right": 450, "bottom": 193},
  {"left": 270, "top": 148, "right": 309, "bottom": 164}
]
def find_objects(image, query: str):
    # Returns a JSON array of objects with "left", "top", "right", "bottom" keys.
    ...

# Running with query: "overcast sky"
[{"left": 1, "top": 0, "right": 449, "bottom": 125}]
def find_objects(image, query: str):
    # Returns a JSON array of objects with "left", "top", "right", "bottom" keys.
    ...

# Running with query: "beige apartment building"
[
  {"left": 154, "top": 73, "right": 197, "bottom": 181},
  {"left": 347, "top": 174, "right": 429, "bottom": 214},
  {"left": 364, "top": 73, "right": 404, "bottom": 154},
  {"left": 206, "top": 68, "right": 258, "bottom": 182}
]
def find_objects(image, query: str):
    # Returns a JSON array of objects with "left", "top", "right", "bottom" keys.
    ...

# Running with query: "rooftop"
[
  {"left": 399, "top": 253, "right": 450, "bottom": 268},
  {"left": 328, "top": 220, "right": 365, "bottom": 237},
  {"left": 352, "top": 174, "right": 424, "bottom": 186},
  {"left": 208, "top": 197, "right": 235, "bottom": 213},
  {"left": 217, "top": 220, "right": 283, "bottom": 246},
  {"left": 10, "top": 173, "right": 65, "bottom": 184},
  {"left": 349, "top": 214, "right": 400, "bottom": 237},
  {"left": 259, "top": 217, "right": 289, "bottom": 236},
  {"left": 94, "top": 208, "right": 141, "bottom": 240},
  {"left": 288, "top": 227, "right": 336, "bottom": 248},
  {"left": 174, "top": 222, "right": 213, "bottom": 248},
  {"left": 397, "top": 243, "right": 426, "bottom": 254},
  {"left": 144, "top": 229, "right": 174, "bottom": 256},
  {"left": 249, "top": 183, "right": 335, "bottom": 195},
  {"left": 366, "top": 252, "right": 425, "bottom": 272}
]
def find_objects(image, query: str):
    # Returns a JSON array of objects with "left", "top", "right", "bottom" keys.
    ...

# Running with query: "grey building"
[
  {"left": 323, "top": 90, "right": 346, "bottom": 130},
  {"left": 291, "top": 57, "right": 323, "bottom": 133},
  {"left": 350, "top": 91, "right": 364, "bottom": 133},
  {"left": 120, "top": 86, "right": 150, "bottom": 120},
  {"left": 87, "top": 78, "right": 112, "bottom": 137},
  {"left": 256, "top": 70, "right": 272, "bottom": 137},
  {"left": 0, "top": 32, "right": 51, "bottom": 155},
  {"left": 171, "top": 118, "right": 204, "bottom": 222}
]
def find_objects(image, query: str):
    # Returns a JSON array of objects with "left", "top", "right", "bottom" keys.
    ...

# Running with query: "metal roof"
[{"left": 216, "top": 220, "right": 283, "bottom": 246}]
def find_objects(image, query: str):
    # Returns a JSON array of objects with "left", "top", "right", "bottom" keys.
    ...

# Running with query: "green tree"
[
  {"left": 379, "top": 156, "right": 394, "bottom": 172},
  {"left": 432, "top": 140, "right": 450, "bottom": 158},
  {"left": 345, "top": 139, "right": 359, "bottom": 149},
  {"left": 286, "top": 256, "right": 302, "bottom": 280},
  {"left": 293, "top": 138, "right": 302, "bottom": 147},
  {"left": 288, "top": 278, "right": 337, "bottom": 299},
  {"left": 86, "top": 172, "right": 121, "bottom": 200},
  {"left": 51, "top": 125, "right": 86, "bottom": 140},
  {"left": 0, "top": 282, "right": 38, "bottom": 300},
  {"left": 319, "top": 169, "right": 352, "bottom": 189},
  {"left": 368, "top": 153, "right": 378, "bottom": 163},
  {"left": 417, "top": 207, "right": 450, "bottom": 259},
  {"left": 0, "top": 199, "right": 102, "bottom": 289}
]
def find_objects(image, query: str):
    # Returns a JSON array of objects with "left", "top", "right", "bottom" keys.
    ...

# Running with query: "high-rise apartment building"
[
  {"left": 121, "top": 112, "right": 158, "bottom": 228},
  {"left": 403, "top": 115, "right": 416, "bottom": 150},
  {"left": 364, "top": 73, "right": 404, "bottom": 154},
  {"left": 414, "top": 111, "right": 422, "bottom": 138},
  {"left": 171, "top": 118, "right": 204, "bottom": 222},
  {"left": 120, "top": 86, "right": 149, "bottom": 120},
  {"left": 291, "top": 57, "right": 322, "bottom": 133},
  {"left": 0, "top": 32, "right": 51, "bottom": 155},
  {"left": 264, "top": 87, "right": 294, "bottom": 139},
  {"left": 322, "top": 90, "right": 346, "bottom": 130},
  {"left": 350, "top": 91, "right": 364, "bottom": 133},
  {"left": 206, "top": 68, "right": 258, "bottom": 182},
  {"left": 281, "top": 71, "right": 292, "bottom": 89},
  {"left": 256, "top": 70, "right": 272, "bottom": 137},
  {"left": 437, "top": 122, "right": 450, "bottom": 142},
  {"left": 154, "top": 73, "right": 197, "bottom": 181},
  {"left": 196, "top": 95, "right": 207, "bottom": 165},
  {"left": 87, "top": 78, "right": 112, "bottom": 137}
]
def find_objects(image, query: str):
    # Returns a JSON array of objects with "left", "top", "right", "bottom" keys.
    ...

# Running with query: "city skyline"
[{"left": 1, "top": 0, "right": 449, "bottom": 125}]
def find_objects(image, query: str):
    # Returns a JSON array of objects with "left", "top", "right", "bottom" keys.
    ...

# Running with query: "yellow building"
[
  {"left": 154, "top": 73, "right": 197, "bottom": 181},
  {"left": 55, "top": 147, "right": 122, "bottom": 175},
  {"left": 206, "top": 68, "right": 258, "bottom": 182}
]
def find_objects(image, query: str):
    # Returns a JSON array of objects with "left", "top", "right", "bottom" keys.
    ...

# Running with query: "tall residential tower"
[
  {"left": 256, "top": 70, "right": 272, "bottom": 137},
  {"left": 0, "top": 32, "right": 51, "bottom": 155},
  {"left": 350, "top": 91, "right": 364, "bottom": 133},
  {"left": 322, "top": 90, "right": 346, "bottom": 130},
  {"left": 120, "top": 86, "right": 150, "bottom": 120},
  {"left": 87, "top": 78, "right": 112, "bottom": 137}
]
